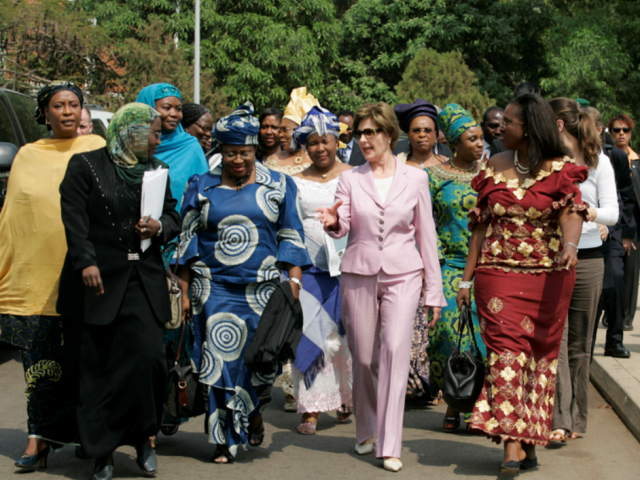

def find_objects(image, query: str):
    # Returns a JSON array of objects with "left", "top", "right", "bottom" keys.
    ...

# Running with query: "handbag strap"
[
  {"left": 173, "top": 317, "right": 188, "bottom": 366},
  {"left": 456, "top": 304, "right": 483, "bottom": 357}
]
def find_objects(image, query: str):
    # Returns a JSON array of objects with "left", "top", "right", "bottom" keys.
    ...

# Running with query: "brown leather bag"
[{"left": 165, "top": 248, "right": 182, "bottom": 330}]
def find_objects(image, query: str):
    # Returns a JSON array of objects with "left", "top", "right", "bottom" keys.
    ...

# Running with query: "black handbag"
[
  {"left": 166, "top": 318, "right": 206, "bottom": 419},
  {"left": 443, "top": 304, "right": 486, "bottom": 414}
]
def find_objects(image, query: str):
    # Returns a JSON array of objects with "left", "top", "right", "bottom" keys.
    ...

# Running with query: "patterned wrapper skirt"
[
  {"left": 191, "top": 277, "right": 278, "bottom": 456},
  {"left": 0, "top": 313, "right": 76, "bottom": 444},
  {"left": 469, "top": 267, "right": 575, "bottom": 445}
]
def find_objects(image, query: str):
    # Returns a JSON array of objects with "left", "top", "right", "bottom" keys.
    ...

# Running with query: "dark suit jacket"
[
  {"left": 489, "top": 138, "right": 507, "bottom": 157},
  {"left": 57, "top": 147, "right": 180, "bottom": 325},
  {"left": 606, "top": 145, "right": 637, "bottom": 241}
]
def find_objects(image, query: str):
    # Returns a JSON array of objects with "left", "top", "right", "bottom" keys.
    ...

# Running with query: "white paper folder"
[{"left": 140, "top": 167, "right": 169, "bottom": 252}]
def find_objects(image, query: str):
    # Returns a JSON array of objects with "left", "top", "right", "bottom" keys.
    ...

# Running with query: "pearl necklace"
[
  {"left": 313, "top": 162, "right": 338, "bottom": 179},
  {"left": 514, "top": 151, "right": 530, "bottom": 175}
]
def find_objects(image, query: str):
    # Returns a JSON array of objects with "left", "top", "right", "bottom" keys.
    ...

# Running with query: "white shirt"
[
  {"left": 483, "top": 140, "right": 491, "bottom": 157},
  {"left": 374, "top": 176, "right": 394, "bottom": 203},
  {"left": 578, "top": 152, "right": 619, "bottom": 249},
  {"left": 341, "top": 139, "right": 354, "bottom": 164}
]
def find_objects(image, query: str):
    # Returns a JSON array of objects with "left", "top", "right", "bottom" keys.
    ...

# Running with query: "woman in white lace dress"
[{"left": 291, "top": 106, "right": 354, "bottom": 434}]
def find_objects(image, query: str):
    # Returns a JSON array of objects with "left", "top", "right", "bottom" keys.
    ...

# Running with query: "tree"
[
  {"left": 91, "top": 21, "right": 230, "bottom": 119},
  {"left": 395, "top": 49, "right": 494, "bottom": 120}
]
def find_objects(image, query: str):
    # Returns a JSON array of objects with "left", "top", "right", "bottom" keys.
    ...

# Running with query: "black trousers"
[{"left": 597, "top": 237, "right": 626, "bottom": 350}]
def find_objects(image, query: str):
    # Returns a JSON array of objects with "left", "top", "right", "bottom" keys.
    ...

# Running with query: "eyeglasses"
[
  {"left": 222, "top": 151, "right": 255, "bottom": 161},
  {"left": 194, "top": 122, "right": 212, "bottom": 134},
  {"left": 612, "top": 127, "right": 631, "bottom": 134},
  {"left": 278, "top": 126, "right": 294, "bottom": 134},
  {"left": 410, "top": 127, "right": 436, "bottom": 135},
  {"left": 504, "top": 119, "right": 524, "bottom": 127},
  {"left": 354, "top": 128, "right": 381, "bottom": 139},
  {"left": 486, "top": 122, "right": 506, "bottom": 129}
]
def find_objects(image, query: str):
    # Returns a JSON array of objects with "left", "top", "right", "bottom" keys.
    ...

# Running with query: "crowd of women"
[{"left": 0, "top": 78, "right": 635, "bottom": 479}]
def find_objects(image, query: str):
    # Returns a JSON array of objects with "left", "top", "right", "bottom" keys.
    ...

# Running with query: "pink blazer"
[{"left": 327, "top": 159, "right": 447, "bottom": 307}]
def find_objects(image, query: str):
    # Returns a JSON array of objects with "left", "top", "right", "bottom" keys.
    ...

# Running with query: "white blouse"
[
  {"left": 374, "top": 176, "right": 394, "bottom": 203},
  {"left": 578, "top": 152, "right": 619, "bottom": 249}
]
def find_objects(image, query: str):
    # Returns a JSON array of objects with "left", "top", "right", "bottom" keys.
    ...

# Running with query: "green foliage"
[
  {"left": 91, "top": 21, "right": 230, "bottom": 118},
  {"left": 395, "top": 49, "right": 494, "bottom": 121}
]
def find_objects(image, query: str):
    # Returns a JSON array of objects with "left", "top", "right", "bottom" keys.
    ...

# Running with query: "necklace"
[
  {"left": 313, "top": 162, "right": 338, "bottom": 179},
  {"left": 226, "top": 170, "right": 252, "bottom": 190},
  {"left": 450, "top": 157, "right": 477, "bottom": 173},
  {"left": 514, "top": 151, "right": 530, "bottom": 175}
]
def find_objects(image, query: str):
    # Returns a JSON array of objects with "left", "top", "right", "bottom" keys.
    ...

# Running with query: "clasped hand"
[{"left": 135, "top": 216, "right": 161, "bottom": 239}]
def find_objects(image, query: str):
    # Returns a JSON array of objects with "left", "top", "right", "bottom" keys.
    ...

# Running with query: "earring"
[{"left": 525, "top": 133, "right": 528, "bottom": 137}]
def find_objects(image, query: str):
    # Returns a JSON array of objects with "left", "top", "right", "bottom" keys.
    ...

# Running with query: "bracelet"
[
  {"left": 459, "top": 281, "right": 473, "bottom": 289},
  {"left": 288, "top": 277, "right": 303, "bottom": 290},
  {"left": 563, "top": 242, "right": 578, "bottom": 250},
  {"left": 156, "top": 220, "right": 163, "bottom": 237}
]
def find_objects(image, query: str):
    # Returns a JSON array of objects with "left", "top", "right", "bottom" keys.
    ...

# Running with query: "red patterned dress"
[{"left": 467, "top": 156, "right": 588, "bottom": 446}]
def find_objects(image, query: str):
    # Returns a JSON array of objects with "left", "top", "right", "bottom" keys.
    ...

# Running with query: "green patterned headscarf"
[
  {"left": 106, "top": 102, "right": 165, "bottom": 185},
  {"left": 437, "top": 104, "right": 479, "bottom": 146}
]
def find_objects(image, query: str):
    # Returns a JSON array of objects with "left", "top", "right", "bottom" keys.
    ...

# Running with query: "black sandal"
[
  {"left": 443, "top": 414, "right": 460, "bottom": 431},
  {"left": 499, "top": 460, "right": 520, "bottom": 474},
  {"left": 211, "top": 446, "right": 234, "bottom": 464},
  {"left": 248, "top": 418, "right": 265, "bottom": 446}
]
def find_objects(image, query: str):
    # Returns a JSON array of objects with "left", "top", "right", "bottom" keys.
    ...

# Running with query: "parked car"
[
  {"left": 0, "top": 87, "right": 49, "bottom": 211},
  {"left": 85, "top": 104, "right": 113, "bottom": 138}
]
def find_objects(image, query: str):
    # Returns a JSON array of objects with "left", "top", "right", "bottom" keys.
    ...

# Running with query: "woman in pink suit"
[{"left": 318, "top": 102, "right": 447, "bottom": 472}]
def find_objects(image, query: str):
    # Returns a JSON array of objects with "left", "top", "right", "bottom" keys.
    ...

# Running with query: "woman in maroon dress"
[{"left": 457, "top": 94, "right": 588, "bottom": 474}]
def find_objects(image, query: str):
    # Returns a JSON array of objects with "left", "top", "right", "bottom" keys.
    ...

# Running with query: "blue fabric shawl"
[{"left": 136, "top": 84, "right": 209, "bottom": 209}]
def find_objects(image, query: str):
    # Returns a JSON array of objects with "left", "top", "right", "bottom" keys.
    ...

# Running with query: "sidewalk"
[{"left": 590, "top": 302, "right": 640, "bottom": 441}]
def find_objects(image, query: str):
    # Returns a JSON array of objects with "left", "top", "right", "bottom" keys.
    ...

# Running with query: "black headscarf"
[
  {"left": 35, "top": 81, "right": 84, "bottom": 125},
  {"left": 393, "top": 99, "right": 439, "bottom": 134},
  {"left": 181, "top": 103, "right": 211, "bottom": 129}
]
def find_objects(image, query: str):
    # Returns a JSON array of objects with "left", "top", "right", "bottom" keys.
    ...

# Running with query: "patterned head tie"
[
  {"left": 437, "top": 103, "right": 479, "bottom": 146},
  {"left": 35, "top": 81, "right": 84, "bottom": 125},
  {"left": 153, "top": 83, "right": 182, "bottom": 101},
  {"left": 291, "top": 106, "right": 341, "bottom": 151},
  {"left": 283, "top": 87, "right": 320, "bottom": 126},
  {"left": 213, "top": 101, "right": 260, "bottom": 146},
  {"left": 106, "top": 102, "right": 163, "bottom": 185},
  {"left": 393, "top": 98, "right": 439, "bottom": 134}
]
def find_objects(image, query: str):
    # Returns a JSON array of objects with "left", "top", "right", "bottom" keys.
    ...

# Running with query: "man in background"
[
  {"left": 77, "top": 107, "right": 93, "bottom": 135},
  {"left": 481, "top": 106, "right": 504, "bottom": 158},
  {"left": 337, "top": 109, "right": 355, "bottom": 164}
]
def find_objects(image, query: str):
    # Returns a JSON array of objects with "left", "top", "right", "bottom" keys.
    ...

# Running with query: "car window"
[
  {"left": 5, "top": 91, "right": 48, "bottom": 143},
  {"left": 0, "top": 99, "right": 18, "bottom": 146},
  {"left": 91, "top": 119, "right": 107, "bottom": 138}
]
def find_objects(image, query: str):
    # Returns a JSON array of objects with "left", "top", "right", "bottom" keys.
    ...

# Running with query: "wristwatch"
[{"left": 288, "top": 277, "right": 303, "bottom": 290}]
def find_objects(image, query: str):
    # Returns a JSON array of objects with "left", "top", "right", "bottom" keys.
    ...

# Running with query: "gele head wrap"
[
  {"left": 213, "top": 101, "right": 260, "bottom": 146},
  {"left": 393, "top": 99, "right": 439, "bottom": 134},
  {"left": 35, "top": 81, "right": 84, "bottom": 125},
  {"left": 283, "top": 87, "right": 320, "bottom": 126},
  {"left": 291, "top": 106, "right": 341, "bottom": 151},
  {"left": 437, "top": 104, "right": 479, "bottom": 146}
]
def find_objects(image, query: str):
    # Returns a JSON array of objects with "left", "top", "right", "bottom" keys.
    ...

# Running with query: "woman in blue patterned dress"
[
  {"left": 176, "top": 103, "right": 311, "bottom": 463},
  {"left": 426, "top": 105, "right": 488, "bottom": 430}
]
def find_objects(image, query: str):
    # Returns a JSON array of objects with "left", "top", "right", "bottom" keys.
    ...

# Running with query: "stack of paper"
[{"left": 140, "top": 167, "right": 169, "bottom": 252}]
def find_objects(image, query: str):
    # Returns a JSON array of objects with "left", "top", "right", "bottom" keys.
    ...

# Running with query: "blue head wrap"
[
  {"left": 213, "top": 102, "right": 260, "bottom": 146},
  {"left": 135, "top": 83, "right": 208, "bottom": 209},
  {"left": 291, "top": 106, "right": 340, "bottom": 150},
  {"left": 437, "top": 104, "right": 479, "bottom": 146}
]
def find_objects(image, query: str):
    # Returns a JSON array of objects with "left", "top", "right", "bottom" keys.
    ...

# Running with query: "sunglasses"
[
  {"left": 410, "top": 127, "right": 436, "bottom": 134},
  {"left": 354, "top": 128, "right": 381, "bottom": 139},
  {"left": 612, "top": 127, "right": 631, "bottom": 134}
]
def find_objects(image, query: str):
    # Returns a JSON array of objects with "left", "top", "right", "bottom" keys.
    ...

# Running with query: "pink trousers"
[{"left": 341, "top": 269, "right": 422, "bottom": 458}]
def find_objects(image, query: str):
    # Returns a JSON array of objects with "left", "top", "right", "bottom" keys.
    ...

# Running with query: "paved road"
[{"left": 1, "top": 347, "right": 639, "bottom": 480}]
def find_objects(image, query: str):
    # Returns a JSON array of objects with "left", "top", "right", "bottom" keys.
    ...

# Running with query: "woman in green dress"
[{"left": 427, "top": 104, "right": 488, "bottom": 430}]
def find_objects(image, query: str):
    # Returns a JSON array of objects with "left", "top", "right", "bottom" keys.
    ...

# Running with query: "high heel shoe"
[
  {"left": 383, "top": 458, "right": 403, "bottom": 472},
  {"left": 14, "top": 445, "right": 50, "bottom": 470}
]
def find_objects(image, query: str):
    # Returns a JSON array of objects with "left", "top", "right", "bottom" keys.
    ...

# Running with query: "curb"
[{"left": 590, "top": 355, "right": 640, "bottom": 442}]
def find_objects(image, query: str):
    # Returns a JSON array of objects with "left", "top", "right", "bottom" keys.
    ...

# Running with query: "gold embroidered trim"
[{"left": 427, "top": 163, "right": 478, "bottom": 182}]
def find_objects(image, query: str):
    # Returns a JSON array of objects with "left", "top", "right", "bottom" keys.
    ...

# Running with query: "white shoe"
[
  {"left": 383, "top": 458, "right": 403, "bottom": 472},
  {"left": 355, "top": 442, "right": 374, "bottom": 455}
]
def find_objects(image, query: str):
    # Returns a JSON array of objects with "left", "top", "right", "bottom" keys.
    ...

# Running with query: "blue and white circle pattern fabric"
[
  {"left": 255, "top": 185, "right": 282, "bottom": 223},
  {"left": 197, "top": 193, "right": 210, "bottom": 230},
  {"left": 191, "top": 260, "right": 212, "bottom": 279},
  {"left": 199, "top": 348, "right": 223, "bottom": 385},
  {"left": 208, "top": 408, "right": 227, "bottom": 446},
  {"left": 276, "top": 228, "right": 306, "bottom": 249},
  {"left": 189, "top": 275, "right": 211, "bottom": 315},
  {"left": 255, "top": 165, "right": 270, "bottom": 185},
  {"left": 256, "top": 255, "right": 279, "bottom": 282},
  {"left": 246, "top": 281, "right": 277, "bottom": 315},
  {"left": 214, "top": 214, "right": 259, "bottom": 266},
  {"left": 206, "top": 312, "right": 248, "bottom": 361}
]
